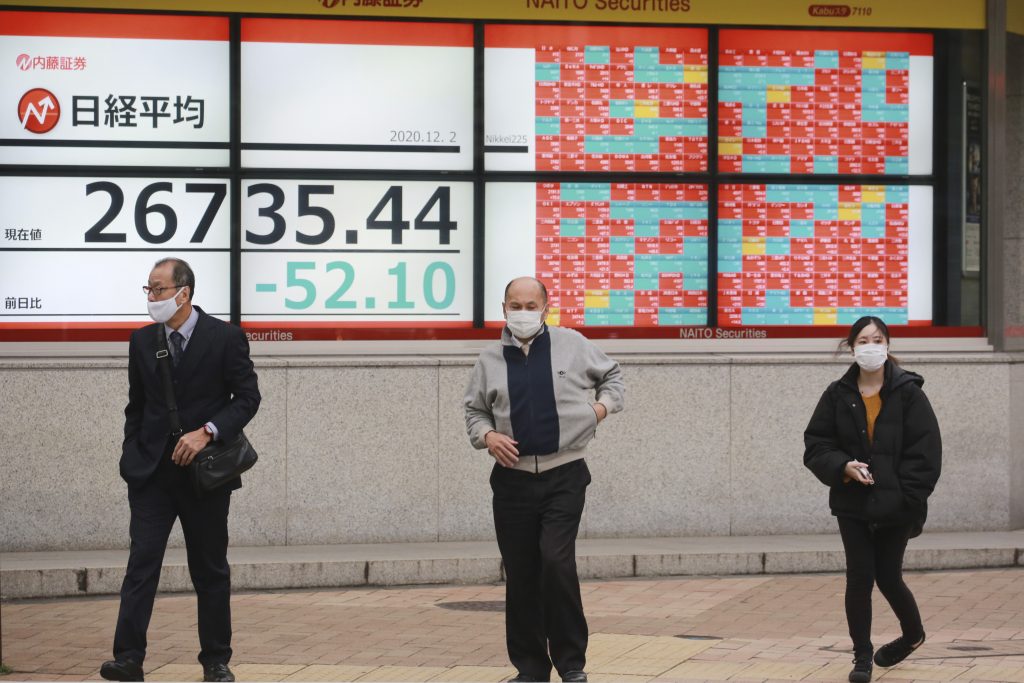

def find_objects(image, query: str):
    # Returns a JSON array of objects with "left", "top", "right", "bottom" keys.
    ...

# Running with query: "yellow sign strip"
[
  {"left": 1010, "top": 0, "right": 1024, "bottom": 35},
  {"left": 1, "top": 0, "right": 986, "bottom": 30}
]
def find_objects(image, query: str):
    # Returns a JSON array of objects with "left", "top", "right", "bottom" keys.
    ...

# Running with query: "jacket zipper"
[
  {"left": 847, "top": 383, "right": 889, "bottom": 467},
  {"left": 523, "top": 351, "right": 539, "bottom": 474}
]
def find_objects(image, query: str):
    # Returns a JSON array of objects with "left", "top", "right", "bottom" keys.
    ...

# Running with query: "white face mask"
[
  {"left": 854, "top": 343, "right": 888, "bottom": 371},
  {"left": 147, "top": 287, "right": 185, "bottom": 323},
  {"left": 506, "top": 310, "right": 544, "bottom": 339}
]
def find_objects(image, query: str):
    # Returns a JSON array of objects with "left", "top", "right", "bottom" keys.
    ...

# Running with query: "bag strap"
[{"left": 155, "top": 325, "right": 183, "bottom": 437}]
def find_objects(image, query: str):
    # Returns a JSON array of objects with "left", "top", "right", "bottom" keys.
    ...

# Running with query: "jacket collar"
[
  {"left": 164, "top": 306, "right": 199, "bottom": 344},
  {"left": 171, "top": 306, "right": 215, "bottom": 376},
  {"left": 500, "top": 323, "right": 549, "bottom": 347}
]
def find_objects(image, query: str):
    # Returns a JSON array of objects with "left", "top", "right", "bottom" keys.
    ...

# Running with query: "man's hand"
[
  {"left": 171, "top": 427, "right": 213, "bottom": 467},
  {"left": 592, "top": 402, "right": 608, "bottom": 423},
  {"left": 484, "top": 431, "right": 520, "bottom": 468}
]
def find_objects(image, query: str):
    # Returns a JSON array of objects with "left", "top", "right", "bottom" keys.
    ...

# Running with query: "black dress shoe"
[
  {"left": 874, "top": 633, "right": 925, "bottom": 667},
  {"left": 562, "top": 672, "right": 588, "bottom": 682},
  {"left": 203, "top": 663, "right": 235, "bottom": 682},
  {"left": 508, "top": 675, "right": 549, "bottom": 682},
  {"left": 99, "top": 659, "right": 144, "bottom": 682}
]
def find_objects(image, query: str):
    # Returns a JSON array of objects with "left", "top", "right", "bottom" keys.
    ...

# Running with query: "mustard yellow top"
[{"left": 863, "top": 392, "right": 882, "bottom": 443}]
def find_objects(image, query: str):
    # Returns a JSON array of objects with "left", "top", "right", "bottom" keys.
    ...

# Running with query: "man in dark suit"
[{"left": 101, "top": 258, "right": 260, "bottom": 683}]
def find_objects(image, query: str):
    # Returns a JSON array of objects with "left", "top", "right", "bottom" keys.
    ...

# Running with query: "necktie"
[{"left": 169, "top": 331, "right": 185, "bottom": 368}]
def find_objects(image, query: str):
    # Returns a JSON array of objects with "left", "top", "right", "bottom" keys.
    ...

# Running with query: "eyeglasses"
[{"left": 142, "top": 285, "right": 181, "bottom": 297}]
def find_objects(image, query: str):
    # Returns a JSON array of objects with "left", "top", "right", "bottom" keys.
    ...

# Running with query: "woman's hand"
[{"left": 844, "top": 460, "right": 874, "bottom": 486}]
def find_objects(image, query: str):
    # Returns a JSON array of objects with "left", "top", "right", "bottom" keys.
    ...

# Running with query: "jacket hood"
[{"left": 839, "top": 360, "right": 924, "bottom": 394}]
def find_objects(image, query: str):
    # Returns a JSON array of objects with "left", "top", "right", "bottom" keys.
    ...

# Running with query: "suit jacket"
[{"left": 121, "top": 306, "right": 261, "bottom": 489}]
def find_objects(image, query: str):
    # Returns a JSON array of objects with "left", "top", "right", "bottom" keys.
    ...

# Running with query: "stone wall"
[{"left": 1, "top": 353, "right": 1020, "bottom": 552}]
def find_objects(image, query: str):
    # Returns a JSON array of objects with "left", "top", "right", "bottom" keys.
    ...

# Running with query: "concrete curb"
[{"left": 2, "top": 531, "right": 1021, "bottom": 600}]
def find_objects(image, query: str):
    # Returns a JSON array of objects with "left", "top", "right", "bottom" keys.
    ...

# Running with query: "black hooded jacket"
[{"left": 804, "top": 361, "right": 942, "bottom": 534}]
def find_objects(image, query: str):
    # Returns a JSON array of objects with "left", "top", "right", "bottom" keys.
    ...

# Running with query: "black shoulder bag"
[{"left": 155, "top": 325, "right": 258, "bottom": 496}]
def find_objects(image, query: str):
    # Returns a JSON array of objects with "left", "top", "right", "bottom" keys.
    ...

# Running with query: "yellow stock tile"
[
  {"left": 742, "top": 239, "right": 766, "bottom": 256},
  {"left": 684, "top": 69, "right": 708, "bottom": 84},
  {"left": 814, "top": 310, "right": 838, "bottom": 325}
]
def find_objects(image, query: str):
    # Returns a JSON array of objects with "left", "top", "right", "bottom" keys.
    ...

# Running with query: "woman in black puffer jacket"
[{"left": 804, "top": 316, "right": 941, "bottom": 683}]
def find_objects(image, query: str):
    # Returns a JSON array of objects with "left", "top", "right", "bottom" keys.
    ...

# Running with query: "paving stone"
[
  {"left": 657, "top": 660, "right": 751, "bottom": 680},
  {"left": 731, "top": 662, "right": 823, "bottom": 680},
  {"left": 952, "top": 664, "right": 1024, "bottom": 682},
  {"left": 1, "top": 568, "right": 1022, "bottom": 683},
  {"left": 876, "top": 663, "right": 971, "bottom": 680},
  {"left": 146, "top": 663, "right": 201, "bottom": 682},
  {"left": 355, "top": 666, "right": 449, "bottom": 681},
  {"left": 281, "top": 665, "right": 377, "bottom": 681},
  {"left": 425, "top": 665, "right": 513, "bottom": 681}
]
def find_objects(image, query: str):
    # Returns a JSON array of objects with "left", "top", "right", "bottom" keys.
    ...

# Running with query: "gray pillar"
[
  {"left": 1005, "top": 14, "right": 1024, "bottom": 529},
  {"left": 1004, "top": 21, "right": 1024, "bottom": 351},
  {"left": 986, "top": 0, "right": 1008, "bottom": 350}
]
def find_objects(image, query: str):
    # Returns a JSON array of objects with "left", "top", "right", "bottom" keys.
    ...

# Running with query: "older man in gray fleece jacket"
[{"left": 464, "top": 276, "right": 625, "bottom": 683}]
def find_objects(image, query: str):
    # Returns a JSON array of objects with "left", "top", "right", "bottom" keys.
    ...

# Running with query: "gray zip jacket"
[{"left": 464, "top": 325, "right": 625, "bottom": 473}]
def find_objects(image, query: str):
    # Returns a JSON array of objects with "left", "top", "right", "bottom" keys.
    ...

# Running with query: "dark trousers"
[
  {"left": 113, "top": 450, "right": 232, "bottom": 667},
  {"left": 491, "top": 458, "right": 591, "bottom": 680},
  {"left": 837, "top": 516, "right": 924, "bottom": 657}
]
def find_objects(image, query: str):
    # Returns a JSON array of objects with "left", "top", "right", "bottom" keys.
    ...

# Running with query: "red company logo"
[
  {"left": 808, "top": 4, "right": 852, "bottom": 17},
  {"left": 18, "top": 88, "right": 60, "bottom": 134},
  {"left": 16, "top": 53, "right": 32, "bottom": 70}
]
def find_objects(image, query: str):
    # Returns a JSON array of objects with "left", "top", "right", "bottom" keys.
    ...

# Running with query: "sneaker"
[
  {"left": 873, "top": 634, "right": 925, "bottom": 667},
  {"left": 848, "top": 655, "right": 873, "bottom": 682}
]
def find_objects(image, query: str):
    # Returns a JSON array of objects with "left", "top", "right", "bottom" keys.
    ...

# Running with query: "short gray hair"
[{"left": 153, "top": 257, "right": 195, "bottom": 298}]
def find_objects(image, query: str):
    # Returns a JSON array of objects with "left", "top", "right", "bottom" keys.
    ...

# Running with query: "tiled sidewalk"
[{"left": 2, "top": 568, "right": 1022, "bottom": 682}]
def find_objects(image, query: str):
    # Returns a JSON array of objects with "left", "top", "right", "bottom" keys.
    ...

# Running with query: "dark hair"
[
  {"left": 838, "top": 315, "right": 899, "bottom": 365},
  {"left": 503, "top": 277, "right": 548, "bottom": 304},
  {"left": 153, "top": 257, "right": 196, "bottom": 299}
]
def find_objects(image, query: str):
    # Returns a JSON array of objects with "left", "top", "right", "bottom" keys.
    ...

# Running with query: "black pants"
[
  {"left": 837, "top": 516, "right": 924, "bottom": 657},
  {"left": 113, "top": 450, "right": 232, "bottom": 667},
  {"left": 491, "top": 459, "right": 591, "bottom": 681}
]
